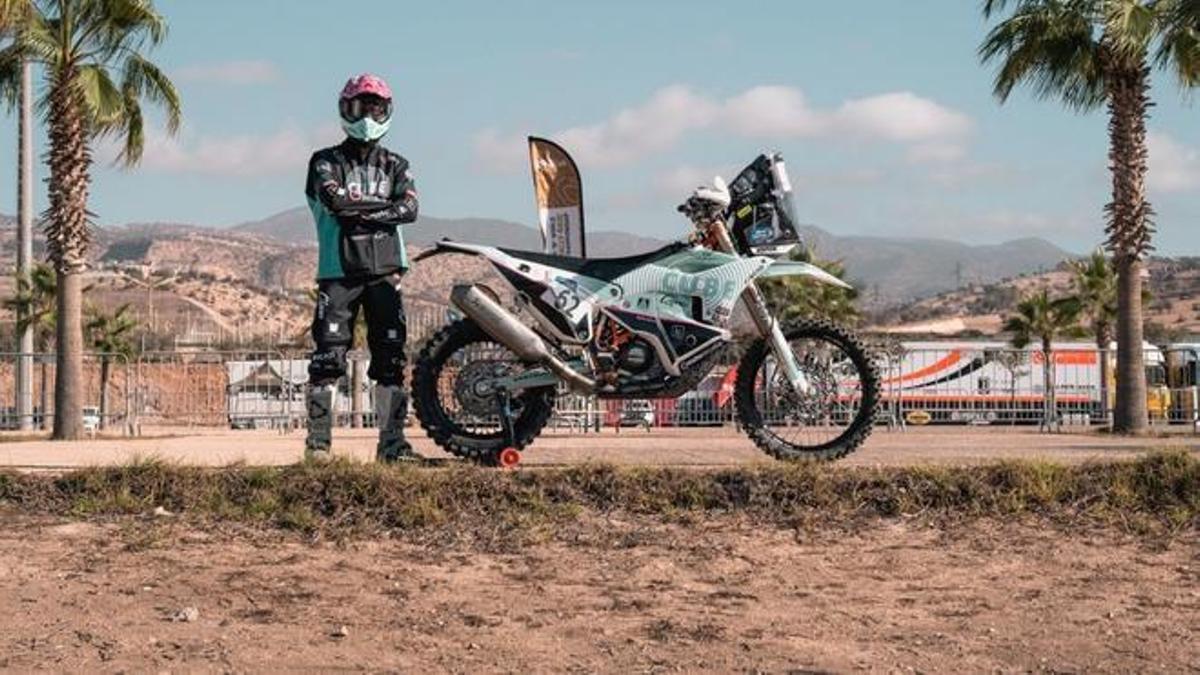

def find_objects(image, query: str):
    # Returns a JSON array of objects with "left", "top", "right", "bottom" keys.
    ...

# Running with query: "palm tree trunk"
[
  {"left": 45, "top": 72, "right": 93, "bottom": 441},
  {"left": 16, "top": 58, "right": 35, "bottom": 432},
  {"left": 53, "top": 271, "right": 84, "bottom": 439},
  {"left": 38, "top": 358, "right": 48, "bottom": 431},
  {"left": 1114, "top": 258, "right": 1148, "bottom": 432},
  {"left": 1103, "top": 54, "right": 1152, "bottom": 435},
  {"left": 98, "top": 357, "right": 110, "bottom": 431},
  {"left": 1097, "top": 329, "right": 1111, "bottom": 424}
]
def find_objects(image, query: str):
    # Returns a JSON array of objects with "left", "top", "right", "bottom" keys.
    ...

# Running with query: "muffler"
[{"left": 450, "top": 285, "right": 595, "bottom": 393}]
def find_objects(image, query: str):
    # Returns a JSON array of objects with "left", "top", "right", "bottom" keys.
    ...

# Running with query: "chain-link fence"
[
  {"left": 1, "top": 342, "right": 1196, "bottom": 436},
  {"left": 0, "top": 351, "right": 132, "bottom": 434}
]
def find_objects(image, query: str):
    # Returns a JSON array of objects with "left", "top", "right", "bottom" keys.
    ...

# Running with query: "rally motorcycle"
[{"left": 412, "top": 152, "right": 880, "bottom": 465}]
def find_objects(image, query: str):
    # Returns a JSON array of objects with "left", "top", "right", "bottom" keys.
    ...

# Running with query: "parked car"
[
  {"left": 619, "top": 400, "right": 655, "bottom": 429},
  {"left": 81, "top": 406, "right": 101, "bottom": 433}
]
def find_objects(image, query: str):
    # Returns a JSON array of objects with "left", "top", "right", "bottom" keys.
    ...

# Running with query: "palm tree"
[
  {"left": 85, "top": 302, "right": 136, "bottom": 430},
  {"left": 1, "top": 1, "right": 37, "bottom": 431},
  {"left": 0, "top": 0, "right": 181, "bottom": 439},
  {"left": 761, "top": 245, "right": 861, "bottom": 326},
  {"left": 4, "top": 262, "right": 55, "bottom": 428},
  {"left": 1070, "top": 249, "right": 1118, "bottom": 419},
  {"left": 1004, "top": 290, "right": 1084, "bottom": 429},
  {"left": 979, "top": 0, "right": 1200, "bottom": 434}
]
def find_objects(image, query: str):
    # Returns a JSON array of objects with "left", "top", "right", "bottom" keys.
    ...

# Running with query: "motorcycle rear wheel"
[
  {"left": 412, "top": 319, "right": 556, "bottom": 465},
  {"left": 734, "top": 319, "right": 879, "bottom": 461}
]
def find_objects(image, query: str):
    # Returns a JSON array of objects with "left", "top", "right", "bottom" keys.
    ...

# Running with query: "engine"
[
  {"left": 616, "top": 339, "right": 656, "bottom": 374},
  {"left": 591, "top": 317, "right": 664, "bottom": 389}
]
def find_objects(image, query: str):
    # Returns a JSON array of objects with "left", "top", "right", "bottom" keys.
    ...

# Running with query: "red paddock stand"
[{"left": 496, "top": 447, "right": 522, "bottom": 469}]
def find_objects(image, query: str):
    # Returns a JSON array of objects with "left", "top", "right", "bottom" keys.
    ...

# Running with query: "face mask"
[{"left": 342, "top": 116, "right": 390, "bottom": 142}]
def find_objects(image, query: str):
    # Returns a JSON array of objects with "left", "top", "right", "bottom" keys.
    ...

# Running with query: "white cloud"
[
  {"left": 473, "top": 128, "right": 527, "bottom": 175},
  {"left": 722, "top": 86, "right": 823, "bottom": 137},
  {"left": 175, "top": 60, "right": 282, "bottom": 86},
  {"left": 1148, "top": 131, "right": 1200, "bottom": 193},
  {"left": 106, "top": 122, "right": 342, "bottom": 176},
  {"left": 557, "top": 85, "right": 718, "bottom": 168},
  {"left": 832, "top": 92, "right": 971, "bottom": 142},
  {"left": 474, "top": 84, "right": 972, "bottom": 173}
]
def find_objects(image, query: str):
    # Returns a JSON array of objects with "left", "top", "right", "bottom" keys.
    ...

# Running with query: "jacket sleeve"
[
  {"left": 357, "top": 159, "right": 418, "bottom": 226},
  {"left": 306, "top": 152, "right": 367, "bottom": 215}
]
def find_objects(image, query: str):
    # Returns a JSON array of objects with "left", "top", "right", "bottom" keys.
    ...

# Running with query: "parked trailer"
[{"left": 880, "top": 341, "right": 1168, "bottom": 425}]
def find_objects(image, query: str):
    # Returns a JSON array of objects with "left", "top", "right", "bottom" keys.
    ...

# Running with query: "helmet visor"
[{"left": 339, "top": 94, "right": 393, "bottom": 124}]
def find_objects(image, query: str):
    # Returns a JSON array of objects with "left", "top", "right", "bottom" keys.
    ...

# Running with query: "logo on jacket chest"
[{"left": 345, "top": 175, "right": 390, "bottom": 201}]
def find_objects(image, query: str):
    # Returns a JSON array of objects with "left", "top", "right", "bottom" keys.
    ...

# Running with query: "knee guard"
[
  {"left": 308, "top": 345, "right": 349, "bottom": 386},
  {"left": 305, "top": 383, "right": 338, "bottom": 455}
]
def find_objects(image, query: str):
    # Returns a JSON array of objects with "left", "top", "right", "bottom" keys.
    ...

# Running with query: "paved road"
[{"left": 0, "top": 426, "right": 1197, "bottom": 470}]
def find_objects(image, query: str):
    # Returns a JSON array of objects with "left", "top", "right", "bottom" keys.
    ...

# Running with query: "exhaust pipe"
[{"left": 451, "top": 285, "right": 595, "bottom": 393}]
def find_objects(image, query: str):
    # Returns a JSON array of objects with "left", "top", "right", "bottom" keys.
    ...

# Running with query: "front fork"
[
  {"left": 706, "top": 220, "right": 812, "bottom": 395},
  {"left": 740, "top": 283, "right": 812, "bottom": 395}
]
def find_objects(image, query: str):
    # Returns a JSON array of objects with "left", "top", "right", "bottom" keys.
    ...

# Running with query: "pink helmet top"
[{"left": 340, "top": 73, "right": 392, "bottom": 101}]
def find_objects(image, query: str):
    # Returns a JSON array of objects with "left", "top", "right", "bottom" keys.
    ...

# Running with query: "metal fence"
[
  {"left": 875, "top": 345, "right": 1200, "bottom": 430},
  {"left": 1, "top": 343, "right": 1196, "bottom": 436},
  {"left": 0, "top": 351, "right": 132, "bottom": 434}
]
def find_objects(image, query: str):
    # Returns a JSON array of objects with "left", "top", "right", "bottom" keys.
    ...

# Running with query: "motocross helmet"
[{"left": 339, "top": 74, "right": 394, "bottom": 142}]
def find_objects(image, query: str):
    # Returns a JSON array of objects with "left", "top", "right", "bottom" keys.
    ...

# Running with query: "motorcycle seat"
[{"left": 498, "top": 242, "right": 688, "bottom": 283}]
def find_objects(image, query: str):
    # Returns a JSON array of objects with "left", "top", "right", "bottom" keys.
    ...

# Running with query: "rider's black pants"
[{"left": 308, "top": 273, "right": 407, "bottom": 386}]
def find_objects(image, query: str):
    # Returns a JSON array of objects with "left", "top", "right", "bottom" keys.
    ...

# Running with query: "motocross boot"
[
  {"left": 304, "top": 383, "right": 337, "bottom": 461},
  {"left": 375, "top": 384, "right": 417, "bottom": 463}
]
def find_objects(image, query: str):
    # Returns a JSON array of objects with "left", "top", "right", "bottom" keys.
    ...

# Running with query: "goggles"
[{"left": 339, "top": 94, "right": 393, "bottom": 124}]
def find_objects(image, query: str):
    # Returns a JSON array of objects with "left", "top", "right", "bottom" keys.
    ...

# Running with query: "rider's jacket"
[{"left": 306, "top": 138, "right": 418, "bottom": 280}]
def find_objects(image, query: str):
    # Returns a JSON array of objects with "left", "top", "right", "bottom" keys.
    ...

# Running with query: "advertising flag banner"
[{"left": 528, "top": 136, "right": 586, "bottom": 257}]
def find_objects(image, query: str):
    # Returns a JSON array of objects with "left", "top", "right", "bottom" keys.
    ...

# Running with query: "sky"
[{"left": 0, "top": 0, "right": 1197, "bottom": 254}]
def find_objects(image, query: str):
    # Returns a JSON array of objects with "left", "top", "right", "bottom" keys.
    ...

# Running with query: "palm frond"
[
  {"left": 115, "top": 85, "right": 143, "bottom": 165},
  {"left": 75, "top": 63, "right": 125, "bottom": 131},
  {"left": 122, "top": 52, "right": 179, "bottom": 132},
  {"left": 0, "top": 43, "right": 23, "bottom": 111},
  {"left": 1155, "top": 0, "right": 1200, "bottom": 86},
  {"left": 979, "top": 0, "right": 1107, "bottom": 110},
  {"left": 1104, "top": 0, "right": 1161, "bottom": 59},
  {"left": 0, "top": 0, "right": 33, "bottom": 29},
  {"left": 1004, "top": 287, "right": 1083, "bottom": 349}
]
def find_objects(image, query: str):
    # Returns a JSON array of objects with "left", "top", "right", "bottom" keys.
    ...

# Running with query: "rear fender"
[
  {"left": 412, "top": 239, "right": 500, "bottom": 263},
  {"left": 757, "top": 260, "right": 852, "bottom": 290}
]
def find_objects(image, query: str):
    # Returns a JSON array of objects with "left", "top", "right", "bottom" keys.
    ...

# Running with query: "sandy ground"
[
  {"left": 0, "top": 425, "right": 1198, "bottom": 470},
  {"left": 0, "top": 518, "right": 1194, "bottom": 672}
]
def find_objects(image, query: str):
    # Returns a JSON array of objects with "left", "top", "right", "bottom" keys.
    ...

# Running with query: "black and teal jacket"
[{"left": 305, "top": 139, "right": 418, "bottom": 280}]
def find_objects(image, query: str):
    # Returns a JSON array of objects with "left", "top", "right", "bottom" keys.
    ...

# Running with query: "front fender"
[{"left": 758, "top": 260, "right": 853, "bottom": 290}]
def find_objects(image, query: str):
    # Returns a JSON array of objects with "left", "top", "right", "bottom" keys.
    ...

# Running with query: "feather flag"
[{"left": 528, "top": 137, "right": 586, "bottom": 257}]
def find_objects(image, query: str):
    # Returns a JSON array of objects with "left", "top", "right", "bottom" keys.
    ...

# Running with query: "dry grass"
[{"left": 0, "top": 451, "right": 1195, "bottom": 544}]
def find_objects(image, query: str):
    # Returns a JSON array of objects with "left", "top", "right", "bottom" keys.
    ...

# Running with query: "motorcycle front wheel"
[
  {"left": 734, "top": 319, "right": 880, "bottom": 461},
  {"left": 412, "top": 319, "right": 556, "bottom": 465}
]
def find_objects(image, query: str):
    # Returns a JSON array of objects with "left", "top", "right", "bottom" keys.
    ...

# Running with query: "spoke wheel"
[
  {"left": 735, "top": 319, "right": 879, "bottom": 461},
  {"left": 413, "top": 320, "right": 555, "bottom": 464}
]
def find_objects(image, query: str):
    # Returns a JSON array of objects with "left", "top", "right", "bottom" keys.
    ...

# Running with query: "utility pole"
[{"left": 16, "top": 58, "right": 34, "bottom": 431}]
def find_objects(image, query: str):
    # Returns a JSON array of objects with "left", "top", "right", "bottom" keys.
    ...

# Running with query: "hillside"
[
  {"left": 232, "top": 208, "right": 1072, "bottom": 303},
  {"left": 0, "top": 208, "right": 1080, "bottom": 347},
  {"left": 871, "top": 257, "right": 1200, "bottom": 339},
  {"left": 231, "top": 209, "right": 676, "bottom": 260}
]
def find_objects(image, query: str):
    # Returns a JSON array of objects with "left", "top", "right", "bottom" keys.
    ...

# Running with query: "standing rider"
[{"left": 304, "top": 73, "right": 419, "bottom": 462}]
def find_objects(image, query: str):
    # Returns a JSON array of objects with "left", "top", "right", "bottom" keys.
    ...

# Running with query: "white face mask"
[{"left": 342, "top": 116, "right": 391, "bottom": 142}]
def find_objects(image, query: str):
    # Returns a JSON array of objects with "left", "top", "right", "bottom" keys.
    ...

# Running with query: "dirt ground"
[
  {"left": 1, "top": 425, "right": 1199, "bottom": 470},
  {"left": 0, "top": 518, "right": 1194, "bottom": 672}
]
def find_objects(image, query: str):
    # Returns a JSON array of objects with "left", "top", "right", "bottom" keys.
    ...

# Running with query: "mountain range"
[
  {"left": 0, "top": 208, "right": 1076, "bottom": 343},
  {"left": 229, "top": 207, "right": 1072, "bottom": 303}
]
